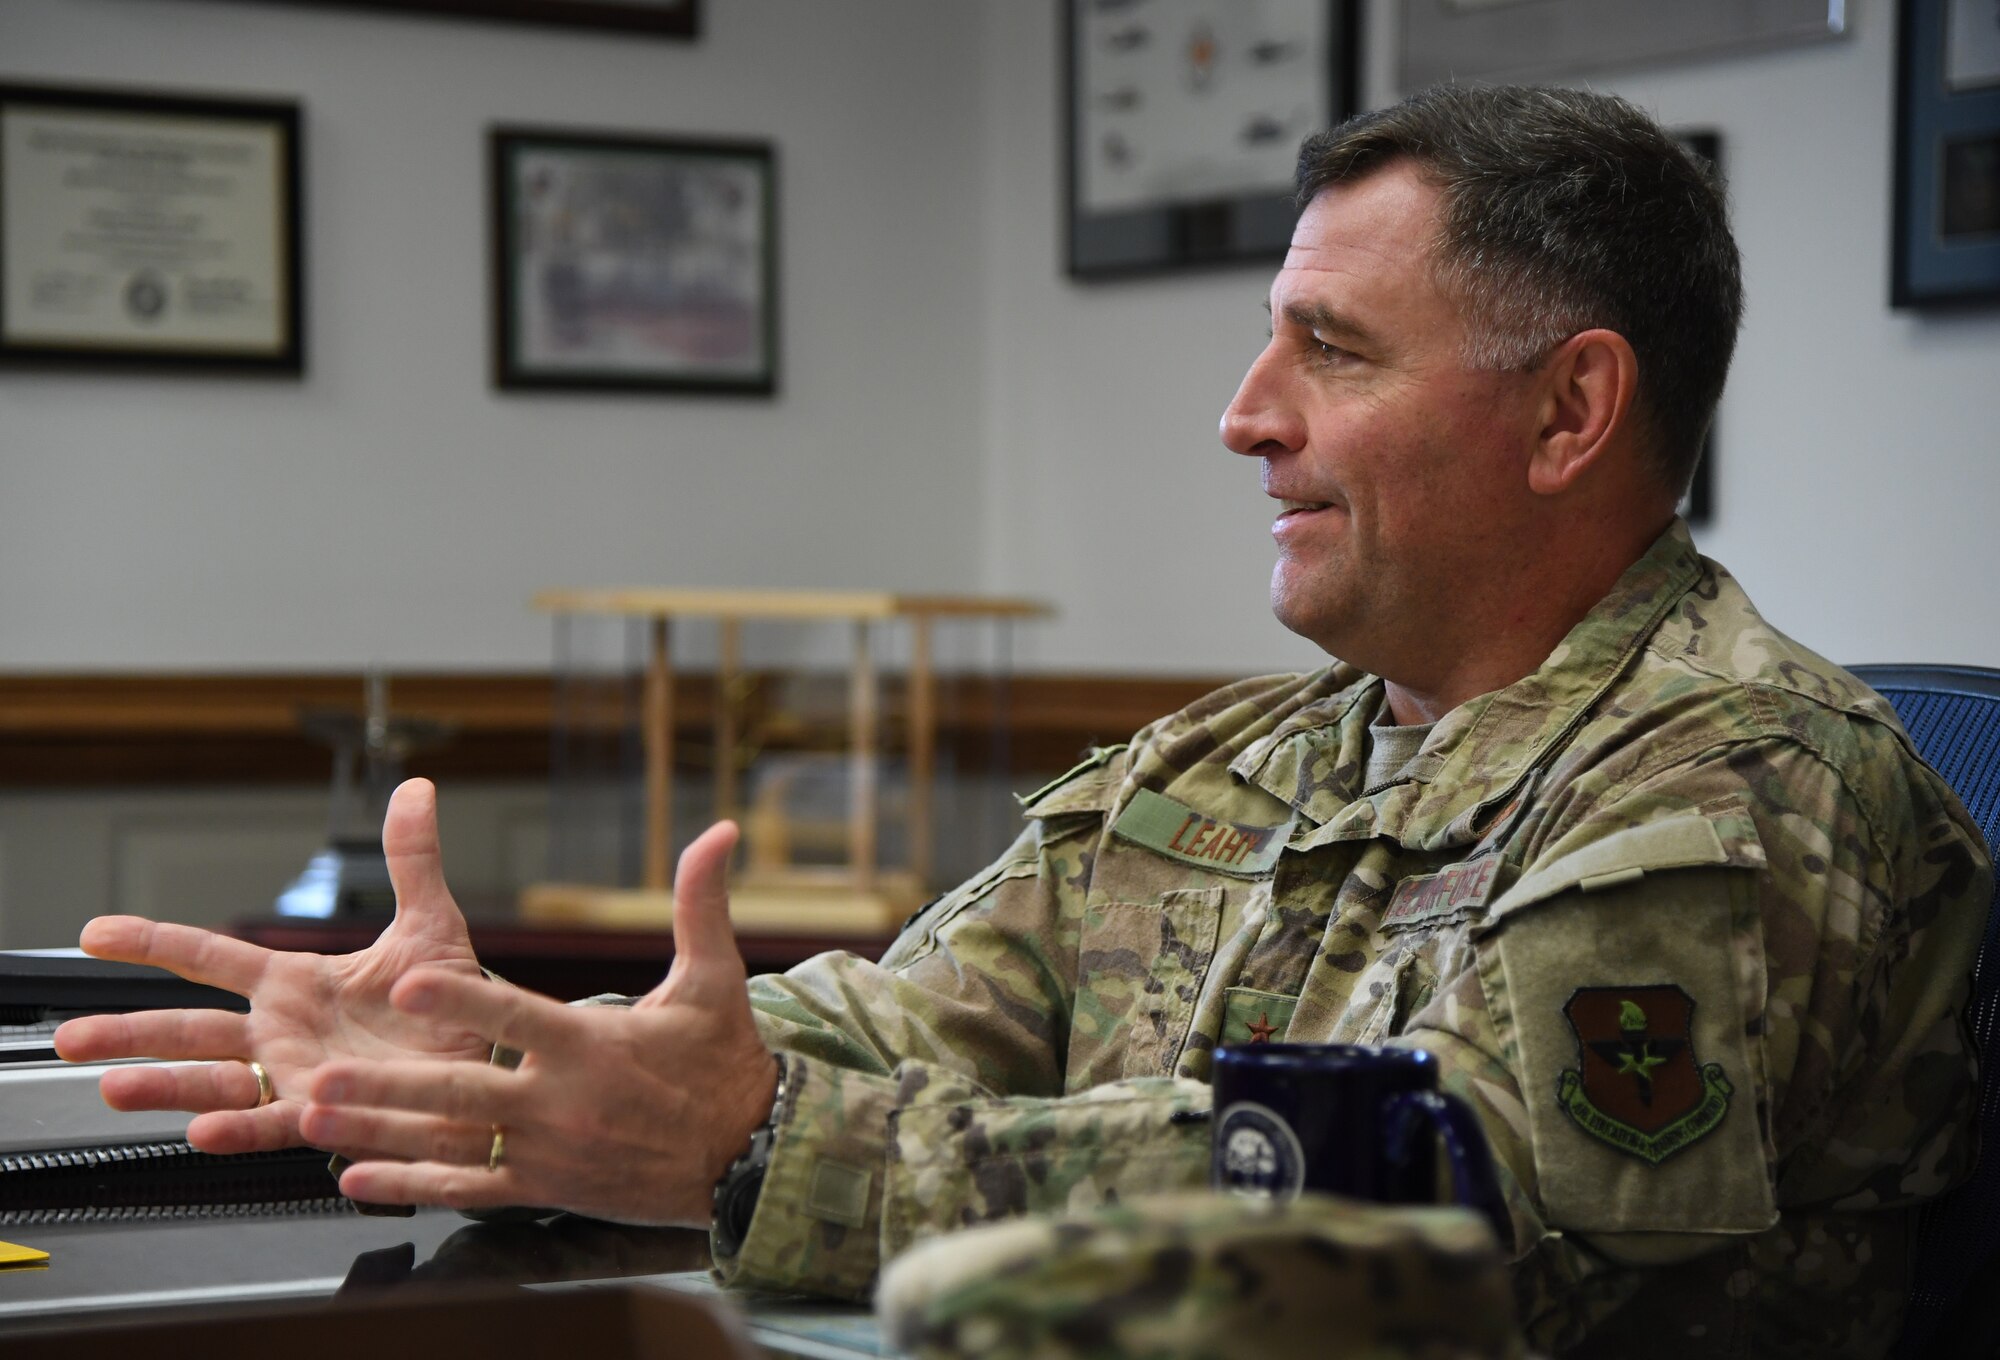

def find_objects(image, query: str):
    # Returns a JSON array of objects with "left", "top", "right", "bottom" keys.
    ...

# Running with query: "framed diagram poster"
[
  {"left": 1893, "top": 0, "right": 2000, "bottom": 308},
  {"left": 0, "top": 82, "right": 303, "bottom": 371},
  {"left": 491, "top": 127, "right": 777, "bottom": 393},
  {"left": 1399, "top": 0, "right": 1845, "bottom": 89},
  {"left": 1065, "top": 0, "right": 1361, "bottom": 279}
]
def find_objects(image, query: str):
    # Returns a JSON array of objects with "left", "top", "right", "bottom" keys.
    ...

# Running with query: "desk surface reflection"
[{"left": 0, "top": 1207, "right": 885, "bottom": 1356}]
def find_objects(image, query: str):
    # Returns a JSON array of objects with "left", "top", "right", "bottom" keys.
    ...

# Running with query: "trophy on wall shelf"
[{"left": 276, "top": 672, "right": 452, "bottom": 918}]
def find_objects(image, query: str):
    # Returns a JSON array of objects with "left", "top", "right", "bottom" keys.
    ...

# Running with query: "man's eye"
[{"left": 1307, "top": 336, "right": 1351, "bottom": 366}]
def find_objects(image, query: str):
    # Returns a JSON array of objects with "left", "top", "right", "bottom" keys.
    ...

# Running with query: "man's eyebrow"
[{"left": 1276, "top": 301, "right": 1379, "bottom": 348}]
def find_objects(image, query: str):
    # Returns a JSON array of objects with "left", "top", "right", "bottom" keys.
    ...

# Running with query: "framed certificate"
[
  {"left": 491, "top": 127, "right": 777, "bottom": 394},
  {"left": 1065, "top": 0, "right": 1361, "bottom": 279},
  {"left": 248, "top": 0, "right": 698, "bottom": 37},
  {"left": 0, "top": 83, "right": 303, "bottom": 372}
]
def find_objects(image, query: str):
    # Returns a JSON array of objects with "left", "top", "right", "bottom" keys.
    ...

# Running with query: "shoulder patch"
[
  {"left": 1111, "top": 788, "right": 1290, "bottom": 878},
  {"left": 1555, "top": 985, "right": 1732, "bottom": 1165}
]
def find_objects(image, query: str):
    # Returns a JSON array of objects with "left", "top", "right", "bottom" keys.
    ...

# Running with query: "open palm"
[
  {"left": 302, "top": 819, "right": 779, "bottom": 1225},
  {"left": 55, "top": 779, "right": 492, "bottom": 1155}
]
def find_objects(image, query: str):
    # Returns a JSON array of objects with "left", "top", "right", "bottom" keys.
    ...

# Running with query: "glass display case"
[{"left": 523, "top": 590, "right": 1050, "bottom": 937}]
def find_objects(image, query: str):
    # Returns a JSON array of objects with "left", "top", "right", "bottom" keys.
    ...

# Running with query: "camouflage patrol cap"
[{"left": 876, "top": 1189, "right": 1525, "bottom": 1360}]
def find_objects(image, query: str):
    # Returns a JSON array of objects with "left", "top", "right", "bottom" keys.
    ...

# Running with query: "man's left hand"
[{"left": 297, "top": 820, "right": 780, "bottom": 1225}]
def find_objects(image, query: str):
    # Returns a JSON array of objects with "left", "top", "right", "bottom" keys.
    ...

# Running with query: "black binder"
[
  {"left": 0, "top": 951, "right": 341, "bottom": 1225},
  {"left": 0, "top": 950, "right": 246, "bottom": 1024}
]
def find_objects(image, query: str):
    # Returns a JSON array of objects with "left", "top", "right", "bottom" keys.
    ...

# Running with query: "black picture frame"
[
  {"left": 1676, "top": 130, "right": 1721, "bottom": 527},
  {"left": 490, "top": 127, "right": 777, "bottom": 395},
  {"left": 1399, "top": 0, "right": 1845, "bottom": 89},
  {"left": 1064, "top": 0, "right": 1361, "bottom": 280},
  {"left": 1893, "top": 0, "right": 2000, "bottom": 309},
  {"left": 241, "top": 0, "right": 697, "bottom": 37},
  {"left": 0, "top": 81, "right": 304, "bottom": 373}
]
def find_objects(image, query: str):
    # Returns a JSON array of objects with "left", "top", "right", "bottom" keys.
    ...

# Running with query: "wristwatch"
[{"left": 712, "top": 1054, "right": 789, "bottom": 1259}]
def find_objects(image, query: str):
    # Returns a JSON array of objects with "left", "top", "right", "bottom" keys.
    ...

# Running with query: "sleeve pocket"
[{"left": 1476, "top": 812, "right": 1777, "bottom": 1238}]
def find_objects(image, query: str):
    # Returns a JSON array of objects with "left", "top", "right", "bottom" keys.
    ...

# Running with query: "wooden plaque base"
[{"left": 520, "top": 871, "right": 921, "bottom": 937}]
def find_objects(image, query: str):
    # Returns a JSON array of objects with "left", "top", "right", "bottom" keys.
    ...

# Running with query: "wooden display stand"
[{"left": 520, "top": 590, "right": 1049, "bottom": 936}]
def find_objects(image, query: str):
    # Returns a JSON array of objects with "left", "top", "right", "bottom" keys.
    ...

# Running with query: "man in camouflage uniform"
[
  {"left": 714, "top": 85, "right": 1991, "bottom": 1355},
  {"left": 731, "top": 515, "right": 1984, "bottom": 1357},
  {"left": 60, "top": 86, "right": 1989, "bottom": 1358}
]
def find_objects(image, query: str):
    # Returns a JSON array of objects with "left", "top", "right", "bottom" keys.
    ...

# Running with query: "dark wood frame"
[
  {"left": 1675, "top": 130, "right": 1722, "bottom": 526},
  {"left": 1892, "top": 0, "right": 2000, "bottom": 309},
  {"left": 0, "top": 81, "right": 304, "bottom": 373},
  {"left": 1063, "top": 0, "right": 1361, "bottom": 280},
  {"left": 1399, "top": 0, "right": 1845, "bottom": 88},
  {"left": 490, "top": 126, "right": 778, "bottom": 394},
  {"left": 246, "top": 0, "right": 697, "bottom": 37}
]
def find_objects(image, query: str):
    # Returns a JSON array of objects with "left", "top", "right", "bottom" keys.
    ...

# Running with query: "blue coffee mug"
[{"left": 1210, "top": 1042, "right": 1510, "bottom": 1244}]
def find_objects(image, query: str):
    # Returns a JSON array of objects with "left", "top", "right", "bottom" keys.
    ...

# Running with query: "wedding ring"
[
  {"left": 488, "top": 1125, "right": 507, "bottom": 1172},
  {"left": 248, "top": 1060, "right": 275, "bottom": 1109}
]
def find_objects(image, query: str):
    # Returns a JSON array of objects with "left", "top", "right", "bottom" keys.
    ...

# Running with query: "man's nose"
[{"left": 1219, "top": 345, "right": 1306, "bottom": 458}]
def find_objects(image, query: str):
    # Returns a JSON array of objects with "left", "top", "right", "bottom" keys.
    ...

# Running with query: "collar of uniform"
[
  {"left": 1236, "top": 520, "right": 1705, "bottom": 850},
  {"left": 1228, "top": 673, "right": 1383, "bottom": 827}
]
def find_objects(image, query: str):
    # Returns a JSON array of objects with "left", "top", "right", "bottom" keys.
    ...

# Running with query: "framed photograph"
[
  {"left": 1065, "top": 0, "right": 1361, "bottom": 279},
  {"left": 1893, "top": 0, "right": 2000, "bottom": 308},
  {"left": 1400, "top": 0, "right": 1845, "bottom": 89},
  {"left": 491, "top": 128, "right": 776, "bottom": 394},
  {"left": 0, "top": 82, "right": 303, "bottom": 372},
  {"left": 238, "top": 0, "right": 697, "bottom": 38}
]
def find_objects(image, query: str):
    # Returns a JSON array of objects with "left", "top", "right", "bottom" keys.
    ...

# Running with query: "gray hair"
[{"left": 1296, "top": 85, "right": 1743, "bottom": 496}]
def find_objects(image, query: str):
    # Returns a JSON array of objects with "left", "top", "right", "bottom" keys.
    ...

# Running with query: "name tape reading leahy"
[{"left": 1112, "top": 788, "right": 1290, "bottom": 877}]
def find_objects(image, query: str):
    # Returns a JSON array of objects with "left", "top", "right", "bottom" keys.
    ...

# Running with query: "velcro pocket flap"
[{"left": 1482, "top": 807, "right": 1766, "bottom": 930}]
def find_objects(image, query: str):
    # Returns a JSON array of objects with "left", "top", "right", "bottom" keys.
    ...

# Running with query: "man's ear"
[{"left": 1527, "top": 329, "right": 1639, "bottom": 496}]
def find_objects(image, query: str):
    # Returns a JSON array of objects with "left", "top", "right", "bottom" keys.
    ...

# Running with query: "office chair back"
[{"left": 1849, "top": 665, "right": 2000, "bottom": 1360}]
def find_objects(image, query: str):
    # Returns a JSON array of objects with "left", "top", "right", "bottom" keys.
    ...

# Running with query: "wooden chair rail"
[{"left": 0, "top": 671, "right": 1236, "bottom": 787}]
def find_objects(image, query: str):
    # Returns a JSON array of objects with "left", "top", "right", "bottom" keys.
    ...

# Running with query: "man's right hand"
[{"left": 53, "top": 778, "right": 493, "bottom": 1155}]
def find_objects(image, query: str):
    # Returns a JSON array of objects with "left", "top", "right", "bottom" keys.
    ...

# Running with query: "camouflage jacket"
[{"left": 716, "top": 522, "right": 1990, "bottom": 1358}]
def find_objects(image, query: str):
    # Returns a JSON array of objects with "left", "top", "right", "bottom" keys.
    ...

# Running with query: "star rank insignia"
[
  {"left": 1223, "top": 990, "right": 1297, "bottom": 1048},
  {"left": 1556, "top": 985, "right": 1732, "bottom": 1165}
]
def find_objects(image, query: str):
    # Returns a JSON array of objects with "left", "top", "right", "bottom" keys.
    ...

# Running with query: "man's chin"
[{"left": 1269, "top": 577, "right": 1351, "bottom": 661}]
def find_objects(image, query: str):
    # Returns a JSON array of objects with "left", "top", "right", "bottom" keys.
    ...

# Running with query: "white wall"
[
  {"left": 975, "top": 0, "right": 2000, "bottom": 674},
  {"left": 3, "top": 0, "right": 1998, "bottom": 678},
  {"left": 0, "top": 0, "right": 988, "bottom": 670}
]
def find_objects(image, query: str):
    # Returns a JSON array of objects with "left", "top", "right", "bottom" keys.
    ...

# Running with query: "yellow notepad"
[{"left": 0, "top": 1239, "right": 50, "bottom": 1268}]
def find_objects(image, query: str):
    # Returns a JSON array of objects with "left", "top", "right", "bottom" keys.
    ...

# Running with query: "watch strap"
[{"left": 712, "top": 1053, "right": 789, "bottom": 1259}]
